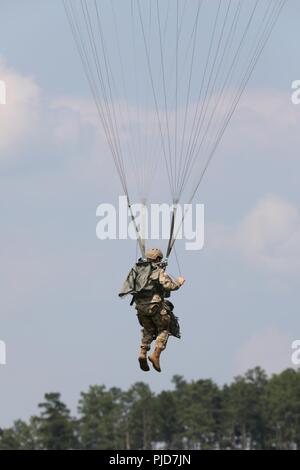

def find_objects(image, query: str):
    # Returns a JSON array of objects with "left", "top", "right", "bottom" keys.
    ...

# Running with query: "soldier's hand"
[{"left": 178, "top": 276, "right": 185, "bottom": 286}]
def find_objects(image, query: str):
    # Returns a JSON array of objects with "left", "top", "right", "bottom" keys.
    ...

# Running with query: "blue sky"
[{"left": 0, "top": 0, "right": 300, "bottom": 427}]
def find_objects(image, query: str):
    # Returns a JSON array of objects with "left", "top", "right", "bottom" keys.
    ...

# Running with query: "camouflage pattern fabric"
[
  {"left": 136, "top": 302, "right": 171, "bottom": 350},
  {"left": 135, "top": 268, "right": 181, "bottom": 350}
]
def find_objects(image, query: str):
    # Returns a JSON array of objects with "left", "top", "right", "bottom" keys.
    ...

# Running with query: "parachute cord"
[
  {"left": 156, "top": 0, "right": 175, "bottom": 198},
  {"left": 177, "top": 0, "right": 257, "bottom": 199},
  {"left": 63, "top": 0, "right": 287, "bottom": 261},
  {"left": 173, "top": 245, "right": 182, "bottom": 277},
  {"left": 168, "top": 0, "right": 287, "bottom": 256},
  {"left": 186, "top": 0, "right": 287, "bottom": 206},
  {"left": 137, "top": 0, "right": 174, "bottom": 200},
  {"left": 166, "top": 202, "right": 178, "bottom": 259},
  {"left": 127, "top": 197, "right": 146, "bottom": 259},
  {"left": 135, "top": 238, "right": 138, "bottom": 263}
]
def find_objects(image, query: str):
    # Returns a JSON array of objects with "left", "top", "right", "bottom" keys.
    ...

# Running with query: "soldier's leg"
[
  {"left": 137, "top": 312, "right": 156, "bottom": 350},
  {"left": 136, "top": 310, "right": 156, "bottom": 372},
  {"left": 153, "top": 306, "right": 171, "bottom": 350},
  {"left": 148, "top": 307, "right": 171, "bottom": 372},
  {"left": 155, "top": 329, "right": 170, "bottom": 350}
]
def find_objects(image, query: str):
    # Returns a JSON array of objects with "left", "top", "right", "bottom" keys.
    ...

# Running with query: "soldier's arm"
[{"left": 159, "top": 270, "right": 185, "bottom": 291}]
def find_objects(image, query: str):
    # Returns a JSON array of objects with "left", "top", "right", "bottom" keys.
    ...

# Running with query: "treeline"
[{"left": 0, "top": 367, "right": 300, "bottom": 450}]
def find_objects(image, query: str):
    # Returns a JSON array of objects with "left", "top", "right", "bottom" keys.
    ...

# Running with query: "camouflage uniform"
[{"left": 135, "top": 268, "right": 180, "bottom": 352}]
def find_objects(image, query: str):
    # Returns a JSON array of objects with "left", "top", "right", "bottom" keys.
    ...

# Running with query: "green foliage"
[
  {"left": 125, "top": 382, "right": 156, "bottom": 450},
  {"left": 35, "top": 392, "right": 78, "bottom": 450},
  {"left": 263, "top": 369, "right": 300, "bottom": 449},
  {"left": 155, "top": 390, "right": 182, "bottom": 449},
  {"left": 1, "top": 368, "right": 300, "bottom": 450},
  {"left": 78, "top": 385, "right": 125, "bottom": 449},
  {"left": 221, "top": 367, "right": 268, "bottom": 449},
  {"left": 0, "top": 420, "right": 37, "bottom": 450}
]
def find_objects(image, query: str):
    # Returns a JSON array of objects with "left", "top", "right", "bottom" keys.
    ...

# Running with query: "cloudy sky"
[{"left": 0, "top": 0, "right": 300, "bottom": 427}]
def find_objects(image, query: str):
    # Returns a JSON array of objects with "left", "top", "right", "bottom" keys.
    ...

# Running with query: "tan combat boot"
[
  {"left": 138, "top": 346, "right": 150, "bottom": 372},
  {"left": 148, "top": 347, "right": 162, "bottom": 372}
]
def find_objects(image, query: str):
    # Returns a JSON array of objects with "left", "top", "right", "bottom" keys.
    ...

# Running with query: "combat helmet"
[{"left": 145, "top": 248, "right": 163, "bottom": 262}]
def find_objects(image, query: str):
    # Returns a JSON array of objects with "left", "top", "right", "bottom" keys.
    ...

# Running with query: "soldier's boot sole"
[{"left": 138, "top": 357, "right": 150, "bottom": 372}]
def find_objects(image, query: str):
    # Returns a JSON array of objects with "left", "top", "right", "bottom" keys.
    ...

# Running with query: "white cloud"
[
  {"left": 1, "top": 56, "right": 298, "bottom": 170},
  {"left": 224, "top": 90, "right": 300, "bottom": 160},
  {"left": 0, "top": 58, "right": 299, "bottom": 210},
  {"left": 234, "top": 196, "right": 300, "bottom": 274},
  {"left": 234, "top": 326, "right": 295, "bottom": 376},
  {"left": 209, "top": 195, "right": 300, "bottom": 276},
  {"left": 0, "top": 60, "right": 105, "bottom": 163},
  {"left": 49, "top": 97, "right": 100, "bottom": 145},
  {"left": 0, "top": 59, "right": 41, "bottom": 155}
]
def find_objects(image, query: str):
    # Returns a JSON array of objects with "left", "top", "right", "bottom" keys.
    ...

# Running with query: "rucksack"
[{"left": 119, "top": 260, "right": 154, "bottom": 298}]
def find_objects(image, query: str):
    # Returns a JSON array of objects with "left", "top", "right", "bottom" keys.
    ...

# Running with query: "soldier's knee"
[
  {"left": 156, "top": 340, "right": 167, "bottom": 351},
  {"left": 141, "top": 328, "right": 156, "bottom": 345},
  {"left": 156, "top": 331, "right": 170, "bottom": 350}
]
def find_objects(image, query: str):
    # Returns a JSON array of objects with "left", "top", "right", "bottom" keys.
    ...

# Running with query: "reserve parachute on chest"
[{"left": 63, "top": 0, "right": 286, "bottom": 259}]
